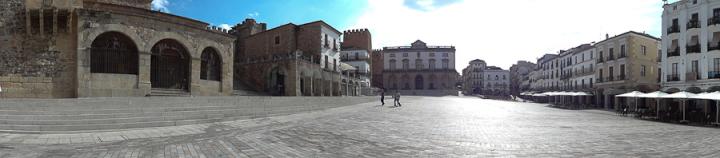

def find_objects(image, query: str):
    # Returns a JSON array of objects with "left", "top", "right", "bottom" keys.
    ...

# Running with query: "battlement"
[
  {"left": 206, "top": 25, "right": 231, "bottom": 34},
  {"left": 343, "top": 28, "right": 370, "bottom": 35}
]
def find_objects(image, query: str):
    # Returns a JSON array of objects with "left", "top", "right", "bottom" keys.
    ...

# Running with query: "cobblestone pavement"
[{"left": 2, "top": 96, "right": 720, "bottom": 157}]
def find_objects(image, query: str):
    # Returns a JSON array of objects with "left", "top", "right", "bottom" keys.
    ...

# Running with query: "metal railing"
[
  {"left": 687, "top": 20, "right": 700, "bottom": 29},
  {"left": 709, "top": 71, "right": 720, "bottom": 79},
  {"left": 709, "top": 42, "right": 720, "bottom": 51},
  {"left": 708, "top": 16, "right": 720, "bottom": 26},
  {"left": 667, "top": 74, "right": 680, "bottom": 82},
  {"left": 686, "top": 72, "right": 699, "bottom": 81},
  {"left": 667, "top": 25, "right": 680, "bottom": 34},
  {"left": 667, "top": 47, "right": 680, "bottom": 57},
  {"left": 687, "top": 44, "right": 701, "bottom": 54}
]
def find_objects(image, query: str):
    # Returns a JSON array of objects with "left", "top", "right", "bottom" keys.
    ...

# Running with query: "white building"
[
  {"left": 661, "top": 0, "right": 720, "bottom": 92},
  {"left": 382, "top": 40, "right": 459, "bottom": 96},
  {"left": 340, "top": 48, "right": 371, "bottom": 91},
  {"left": 483, "top": 66, "right": 510, "bottom": 95},
  {"left": 462, "top": 59, "right": 487, "bottom": 94},
  {"left": 568, "top": 44, "right": 595, "bottom": 92}
]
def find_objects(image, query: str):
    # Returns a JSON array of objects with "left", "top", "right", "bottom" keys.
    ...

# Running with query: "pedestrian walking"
[
  {"left": 380, "top": 89, "right": 385, "bottom": 106},
  {"left": 394, "top": 91, "right": 402, "bottom": 107}
]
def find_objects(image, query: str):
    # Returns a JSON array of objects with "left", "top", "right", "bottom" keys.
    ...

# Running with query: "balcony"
[
  {"left": 657, "top": 56, "right": 662, "bottom": 62},
  {"left": 709, "top": 71, "right": 720, "bottom": 79},
  {"left": 597, "top": 58, "right": 604, "bottom": 63},
  {"left": 709, "top": 42, "right": 720, "bottom": 51},
  {"left": 616, "top": 75, "right": 626, "bottom": 81},
  {"left": 686, "top": 44, "right": 701, "bottom": 54},
  {"left": 667, "top": 74, "right": 680, "bottom": 82},
  {"left": 618, "top": 53, "right": 627, "bottom": 59},
  {"left": 709, "top": 16, "right": 720, "bottom": 26},
  {"left": 687, "top": 20, "right": 700, "bottom": 30},
  {"left": 607, "top": 55, "right": 615, "bottom": 61},
  {"left": 667, "top": 25, "right": 680, "bottom": 34},
  {"left": 667, "top": 47, "right": 680, "bottom": 57},
  {"left": 606, "top": 76, "right": 615, "bottom": 82},
  {"left": 686, "top": 72, "right": 699, "bottom": 81}
]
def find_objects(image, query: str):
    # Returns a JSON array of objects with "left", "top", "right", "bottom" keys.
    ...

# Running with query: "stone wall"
[{"left": 0, "top": 0, "right": 78, "bottom": 98}]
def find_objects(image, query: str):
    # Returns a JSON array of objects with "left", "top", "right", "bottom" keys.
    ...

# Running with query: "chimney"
[{"left": 606, "top": 33, "right": 609, "bottom": 39}]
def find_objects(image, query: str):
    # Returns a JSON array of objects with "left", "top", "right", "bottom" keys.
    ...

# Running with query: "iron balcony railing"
[
  {"left": 597, "top": 58, "right": 604, "bottom": 63},
  {"left": 607, "top": 55, "right": 615, "bottom": 61},
  {"left": 667, "top": 74, "right": 680, "bottom": 82},
  {"left": 687, "top": 19, "right": 701, "bottom": 29},
  {"left": 708, "top": 16, "right": 720, "bottom": 26},
  {"left": 616, "top": 75, "right": 626, "bottom": 81},
  {"left": 709, "top": 71, "right": 720, "bottom": 79},
  {"left": 667, "top": 47, "right": 680, "bottom": 57},
  {"left": 686, "top": 72, "right": 700, "bottom": 81},
  {"left": 709, "top": 42, "right": 720, "bottom": 51},
  {"left": 687, "top": 44, "right": 701, "bottom": 54},
  {"left": 667, "top": 25, "right": 680, "bottom": 34}
]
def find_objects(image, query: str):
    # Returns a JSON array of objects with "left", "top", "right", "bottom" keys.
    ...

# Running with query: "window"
[
  {"left": 430, "top": 53, "right": 435, "bottom": 57},
  {"left": 403, "top": 53, "right": 408, "bottom": 57},
  {"left": 641, "top": 65, "right": 647, "bottom": 76},
  {"left": 620, "top": 45, "right": 626, "bottom": 57},
  {"left": 429, "top": 59, "right": 436, "bottom": 70},
  {"left": 389, "top": 59, "right": 396, "bottom": 70},
  {"left": 274, "top": 36, "right": 280, "bottom": 45},
  {"left": 641, "top": 45, "right": 647, "bottom": 55},
  {"left": 390, "top": 53, "right": 396, "bottom": 57},
  {"left": 402, "top": 59, "right": 410, "bottom": 70},
  {"left": 333, "top": 59, "right": 337, "bottom": 71},
  {"left": 200, "top": 48, "right": 222, "bottom": 81},
  {"left": 324, "top": 34, "right": 328, "bottom": 47},
  {"left": 415, "top": 59, "right": 423, "bottom": 70},
  {"left": 443, "top": 53, "right": 449, "bottom": 57},
  {"left": 672, "top": 63, "right": 678, "bottom": 75},
  {"left": 442, "top": 59, "right": 449, "bottom": 69},
  {"left": 417, "top": 52, "right": 421, "bottom": 57},
  {"left": 620, "top": 64, "right": 625, "bottom": 77},
  {"left": 715, "top": 58, "right": 720, "bottom": 71},
  {"left": 324, "top": 56, "right": 329, "bottom": 69},
  {"left": 90, "top": 32, "right": 139, "bottom": 74}
]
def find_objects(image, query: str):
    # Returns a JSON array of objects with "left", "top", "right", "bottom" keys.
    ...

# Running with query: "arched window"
[
  {"left": 200, "top": 48, "right": 222, "bottom": 81},
  {"left": 442, "top": 59, "right": 449, "bottom": 69},
  {"left": 90, "top": 32, "right": 138, "bottom": 74}
]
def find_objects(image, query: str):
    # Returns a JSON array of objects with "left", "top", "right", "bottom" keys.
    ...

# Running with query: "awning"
[
  {"left": 659, "top": 91, "right": 697, "bottom": 99},
  {"left": 637, "top": 91, "right": 669, "bottom": 98},
  {"left": 692, "top": 91, "right": 720, "bottom": 100},
  {"left": 570, "top": 92, "right": 592, "bottom": 96},
  {"left": 615, "top": 91, "right": 646, "bottom": 98}
]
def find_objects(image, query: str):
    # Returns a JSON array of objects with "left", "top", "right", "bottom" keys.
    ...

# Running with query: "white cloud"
[
  {"left": 350, "top": 0, "right": 664, "bottom": 71},
  {"left": 248, "top": 12, "right": 260, "bottom": 18},
  {"left": 152, "top": 0, "right": 170, "bottom": 12},
  {"left": 219, "top": 24, "right": 232, "bottom": 30}
]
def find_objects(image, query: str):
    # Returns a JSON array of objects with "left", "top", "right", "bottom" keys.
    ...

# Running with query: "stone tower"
[
  {"left": 342, "top": 29, "right": 372, "bottom": 52},
  {"left": 230, "top": 19, "right": 267, "bottom": 90}
]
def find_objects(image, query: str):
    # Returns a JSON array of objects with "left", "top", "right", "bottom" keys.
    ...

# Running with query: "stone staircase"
[{"left": 0, "top": 97, "right": 375, "bottom": 133}]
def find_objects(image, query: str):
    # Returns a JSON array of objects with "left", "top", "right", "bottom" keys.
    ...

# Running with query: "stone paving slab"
[{"left": 0, "top": 96, "right": 719, "bottom": 157}]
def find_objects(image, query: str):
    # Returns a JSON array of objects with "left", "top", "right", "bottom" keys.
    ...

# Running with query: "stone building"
[
  {"left": 509, "top": 60, "right": 536, "bottom": 95},
  {"left": 232, "top": 20, "right": 346, "bottom": 96},
  {"left": 661, "top": 0, "right": 720, "bottom": 93},
  {"left": 371, "top": 49, "right": 384, "bottom": 88},
  {"left": 382, "top": 40, "right": 458, "bottom": 96},
  {"left": 594, "top": 31, "right": 660, "bottom": 110},
  {"left": 461, "top": 59, "right": 486, "bottom": 95},
  {"left": 531, "top": 54, "right": 560, "bottom": 92},
  {"left": 0, "top": 0, "right": 235, "bottom": 98}
]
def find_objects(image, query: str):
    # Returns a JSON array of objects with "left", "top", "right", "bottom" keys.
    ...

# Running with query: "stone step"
[{"left": 146, "top": 88, "right": 190, "bottom": 97}]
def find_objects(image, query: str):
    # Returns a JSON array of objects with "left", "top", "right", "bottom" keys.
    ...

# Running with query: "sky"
[{"left": 152, "top": 0, "right": 679, "bottom": 71}]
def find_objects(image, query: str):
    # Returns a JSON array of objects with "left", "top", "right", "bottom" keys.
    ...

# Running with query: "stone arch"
[
  {"left": 144, "top": 32, "right": 198, "bottom": 58},
  {"left": 429, "top": 74, "right": 437, "bottom": 90},
  {"left": 267, "top": 66, "right": 287, "bottom": 96},
  {"left": 82, "top": 24, "right": 143, "bottom": 51},
  {"left": 151, "top": 39, "right": 191, "bottom": 91},
  {"left": 89, "top": 31, "right": 139, "bottom": 74},
  {"left": 415, "top": 74, "right": 424, "bottom": 90},
  {"left": 401, "top": 75, "right": 411, "bottom": 90},
  {"left": 200, "top": 47, "right": 222, "bottom": 81}
]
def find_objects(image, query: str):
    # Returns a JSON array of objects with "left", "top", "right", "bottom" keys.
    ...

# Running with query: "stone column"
[{"left": 138, "top": 52, "right": 152, "bottom": 95}]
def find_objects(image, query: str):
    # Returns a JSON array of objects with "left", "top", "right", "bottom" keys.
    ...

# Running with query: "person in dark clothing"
[
  {"left": 394, "top": 91, "right": 401, "bottom": 107},
  {"left": 380, "top": 89, "right": 385, "bottom": 106}
]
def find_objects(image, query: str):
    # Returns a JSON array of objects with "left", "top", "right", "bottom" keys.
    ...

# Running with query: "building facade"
[
  {"left": 510, "top": 61, "right": 536, "bottom": 95},
  {"left": 531, "top": 54, "right": 560, "bottom": 92},
  {"left": 483, "top": 66, "right": 510, "bottom": 96},
  {"left": 595, "top": 31, "right": 661, "bottom": 110},
  {"left": 462, "top": 59, "right": 487, "bottom": 94},
  {"left": 340, "top": 48, "right": 371, "bottom": 94},
  {"left": 661, "top": 0, "right": 720, "bottom": 93},
  {"left": 382, "top": 40, "right": 458, "bottom": 96},
  {"left": 233, "top": 20, "right": 345, "bottom": 96},
  {"left": 0, "top": 0, "right": 235, "bottom": 98}
]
